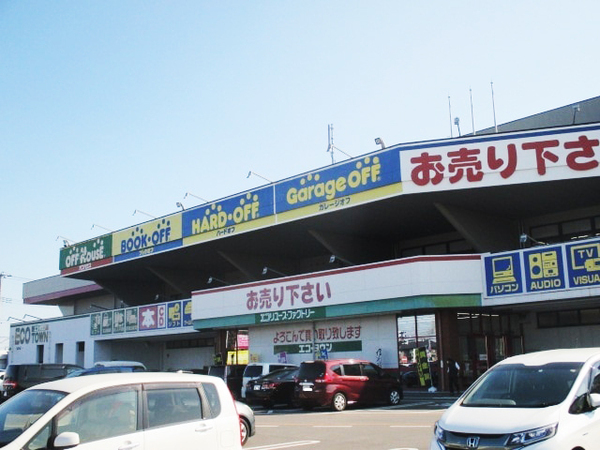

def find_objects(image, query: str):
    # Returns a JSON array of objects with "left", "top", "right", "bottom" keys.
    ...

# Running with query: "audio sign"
[{"left": 523, "top": 247, "right": 565, "bottom": 292}]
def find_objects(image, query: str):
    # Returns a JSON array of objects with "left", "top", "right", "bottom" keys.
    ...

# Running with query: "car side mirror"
[
  {"left": 54, "top": 431, "right": 80, "bottom": 449},
  {"left": 590, "top": 393, "right": 600, "bottom": 409}
]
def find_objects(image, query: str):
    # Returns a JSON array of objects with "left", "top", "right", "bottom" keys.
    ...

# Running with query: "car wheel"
[
  {"left": 332, "top": 392, "right": 347, "bottom": 411},
  {"left": 240, "top": 417, "right": 250, "bottom": 446},
  {"left": 389, "top": 389, "right": 401, "bottom": 405}
]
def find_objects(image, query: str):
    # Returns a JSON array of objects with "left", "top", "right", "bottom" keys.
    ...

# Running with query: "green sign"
[
  {"left": 60, "top": 235, "right": 112, "bottom": 270},
  {"left": 256, "top": 307, "right": 326, "bottom": 324},
  {"left": 274, "top": 340, "right": 362, "bottom": 355}
]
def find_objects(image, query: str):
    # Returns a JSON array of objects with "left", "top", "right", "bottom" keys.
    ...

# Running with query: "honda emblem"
[{"left": 466, "top": 436, "right": 480, "bottom": 448}]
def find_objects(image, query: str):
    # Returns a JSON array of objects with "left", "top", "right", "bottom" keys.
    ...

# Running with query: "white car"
[
  {"left": 0, "top": 372, "right": 242, "bottom": 449},
  {"left": 431, "top": 348, "right": 600, "bottom": 450}
]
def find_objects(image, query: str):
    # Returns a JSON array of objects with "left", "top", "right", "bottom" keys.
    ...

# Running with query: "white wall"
[
  {"left": 9, "top": 316, "right": 88, "bottom": 365},
  {"left": 163, "top": 346, "right": 214, "bottom": 372}
]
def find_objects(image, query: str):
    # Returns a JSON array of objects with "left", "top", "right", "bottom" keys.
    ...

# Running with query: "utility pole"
[{"left": 0, "top": 272, "right": 11, "bottom": 303}]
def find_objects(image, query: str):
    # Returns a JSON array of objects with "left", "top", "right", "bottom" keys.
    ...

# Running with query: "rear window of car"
[
  {"left": 4, "top": 365, "right": 20, "bottom": 380},
  {"left": 244, "top": 366, "right": 264, "bottom": 378},
  {"left": 208, "top": 366, "right": 225, "bottom": 378},
  {"left": 298, "top": 362, "right": 326, "bottom": 380}
]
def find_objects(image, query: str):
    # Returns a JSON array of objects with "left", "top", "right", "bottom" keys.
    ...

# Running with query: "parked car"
[
  {"left": 66, "top": 364, "right": 147, "bottom": 377},
  {"left": 208, "top": 364, "right": 247, "bottom": 399},
  {"left": 431, "top": 348, "right": 600, "bottom": 450},
  {"left": 295, "top": 359, "right": 403, "bottom": 411},
  {"left": 235, "top": 400, "right": 255, "bottom": 446},
  {"left": 241, "top": 362, "right": 297, "bottom": 398},
  {"left": 94, "top": 360, "right": 147, "bottom": 370},
  {"left": 0, "top": 371, "right": 243, "bottom": 449},
  {"left": 245, "top": 367, "right": 299, "bottom": 407},
  {"left": 2, "top": 363, "right": 82, "bottom": 401}
]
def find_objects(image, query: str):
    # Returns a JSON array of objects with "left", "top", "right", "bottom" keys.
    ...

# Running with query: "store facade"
[{"left": 10, "top": 106, "right": 600, "bottom": 391}]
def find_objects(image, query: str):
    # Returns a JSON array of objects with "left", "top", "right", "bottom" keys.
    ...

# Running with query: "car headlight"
[
  {"left": 507, "top": 423, "right": 557, "bottom": 446},
  {"left": 433, "top": 421, "right": 447, "bottom": 443}
]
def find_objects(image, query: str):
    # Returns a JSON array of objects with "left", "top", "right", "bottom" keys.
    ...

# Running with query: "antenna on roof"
[
  {"left": 448, "top": 96, "right": 453, "bottom": 138},
  {"left": 491, "top": 81, "right": 498, "bottom": 133},
  {"left": 470, "top": 88, "right": 476, "bottom": 135},
  {"left": 326, "top": 124, "right": 352, "bottom": 163}
]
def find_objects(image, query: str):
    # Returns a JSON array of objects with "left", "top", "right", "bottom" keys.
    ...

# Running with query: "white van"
[
  {"left": 241, "top": 362, "right": 297, "bottom": 398},
  {"left": 0, "top": 372, "right": 242, "bottom": 449},
  {"left": 431, "top": 348, "right": 600, "bottom": 450}
]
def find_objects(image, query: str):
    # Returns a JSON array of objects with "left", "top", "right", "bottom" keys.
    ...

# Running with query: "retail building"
[{"left": 12, "top": 96, "right": 600, "bottom": 390}]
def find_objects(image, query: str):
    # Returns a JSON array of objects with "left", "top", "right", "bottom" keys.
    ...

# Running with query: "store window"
[{"left": 398, "top": 314, "right": 438, "bottom": 387}]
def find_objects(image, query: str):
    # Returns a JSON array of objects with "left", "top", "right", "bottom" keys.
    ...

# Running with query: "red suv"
[{"left": 294, "top": 358, "right": 403, "bottom": 411}]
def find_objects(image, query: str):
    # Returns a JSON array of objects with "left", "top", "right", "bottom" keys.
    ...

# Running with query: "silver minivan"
[{"left": 431, "top": 348, "right": 600, "bottom": 450}]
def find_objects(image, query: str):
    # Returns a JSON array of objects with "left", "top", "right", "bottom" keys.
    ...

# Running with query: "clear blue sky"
[{"left": 1, "top": 1, "right": 599, "bottom": 327}]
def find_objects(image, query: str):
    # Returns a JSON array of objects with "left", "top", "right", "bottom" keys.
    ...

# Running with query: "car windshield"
[
  {"left": 462, "top": 362, "right": 582, "bottom": 408},
  {"left": 0, "top": 390, "right": 66, "bottom": 446}
]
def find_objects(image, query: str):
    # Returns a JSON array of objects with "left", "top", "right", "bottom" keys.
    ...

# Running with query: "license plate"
[
  {"left": 302, "top": 385, "right": 313, "bottom": 391},
  {"left": 254, "top": 385, "right": 261, "bottom": 390}
]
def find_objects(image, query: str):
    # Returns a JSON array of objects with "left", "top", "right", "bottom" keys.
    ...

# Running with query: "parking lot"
[{"left": 244, "top": 392, "right": 454, "bottom": 450}]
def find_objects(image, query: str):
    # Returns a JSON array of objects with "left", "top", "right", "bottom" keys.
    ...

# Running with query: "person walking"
[{"left": 447, "top": 358, "right": 460, "bottom": 394}]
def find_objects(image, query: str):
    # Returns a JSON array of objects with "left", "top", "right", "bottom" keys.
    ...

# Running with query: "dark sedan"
[{"left": 245, "top": 368, "right": 298, "bottom": 408}]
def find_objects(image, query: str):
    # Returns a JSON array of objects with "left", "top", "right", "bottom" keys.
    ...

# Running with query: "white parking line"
[{"left": 245, "top": 440, "right": 320, "bottom": 450}]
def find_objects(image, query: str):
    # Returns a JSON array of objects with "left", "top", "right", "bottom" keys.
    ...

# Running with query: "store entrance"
[
  {"left": 456, "top": 312, "right": 524, "bottom": 388},
  {"left": 398, "top": 311, "right": 524, "bottom": 391}
]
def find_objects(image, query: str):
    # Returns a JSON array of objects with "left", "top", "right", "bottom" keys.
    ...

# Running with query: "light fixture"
[
  {"left": 132, "top": 209, "right": 156, "bottom": 219},
  {"left": 454, "top": 117, "right": 461, "bottom": 136},
  {"left": 23, "top": 314, "right": 42, "bottom": 320},
  {"left": 91, "top": 224, "right": 113, "bottom": 232},
  {"left": 247, "top": 171, "right": 273, "bottom": 183},
  {"left": 176, "top": 202, "right": 185, "bottom": 211},
  {"left": 374, "top": 137, "right": 385, "bottom": 149},
  {"left": 207, "top": 276, "right": 229, "bottom": 285},
  {"left": 329, "top": 255, "right": 355, "bottom": 266},
  {"left": 56, "top": 236, "right": 76, "bottom": 247},
  {"left": 519, "top": 233, "right": 546, "bottom": 246},
  {"left": 262, "top": 266, "right": 287, "bottom": 277},
  {"left": 7, "top": 316, "right": 25, "bottom": 323},
  {"left": 572, "top": 105, "right": 581, "bottom": 124},
  {"left": 184, "top": 192, "right": 209, "bottom": 203}
]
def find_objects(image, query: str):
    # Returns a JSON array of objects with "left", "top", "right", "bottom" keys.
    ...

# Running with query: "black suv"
[
  {"left": 3, "top": 363, "right": 82, "bottom": 400},
  {"left": 207, "top": 364, "right": 247, "bottom": 399}
]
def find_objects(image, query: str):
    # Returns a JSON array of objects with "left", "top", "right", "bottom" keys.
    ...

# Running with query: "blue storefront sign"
[
  {"left": 484, "top": 253, "right": 523, "bottom": 296},
  {"left": 485, "top": 238, "right": 600, "bottom": 298},
  {"left": 522, "top": 247, "right": 565, "bottom": 292}
]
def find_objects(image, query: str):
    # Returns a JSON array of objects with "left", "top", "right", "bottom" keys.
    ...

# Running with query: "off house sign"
[{"left": 14, "top": 324, "right": 51, "bottom": 348}]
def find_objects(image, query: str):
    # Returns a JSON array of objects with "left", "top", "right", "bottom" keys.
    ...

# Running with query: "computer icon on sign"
[{"left": 492, "top": 256, "right": 517, "bottom": 284}]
